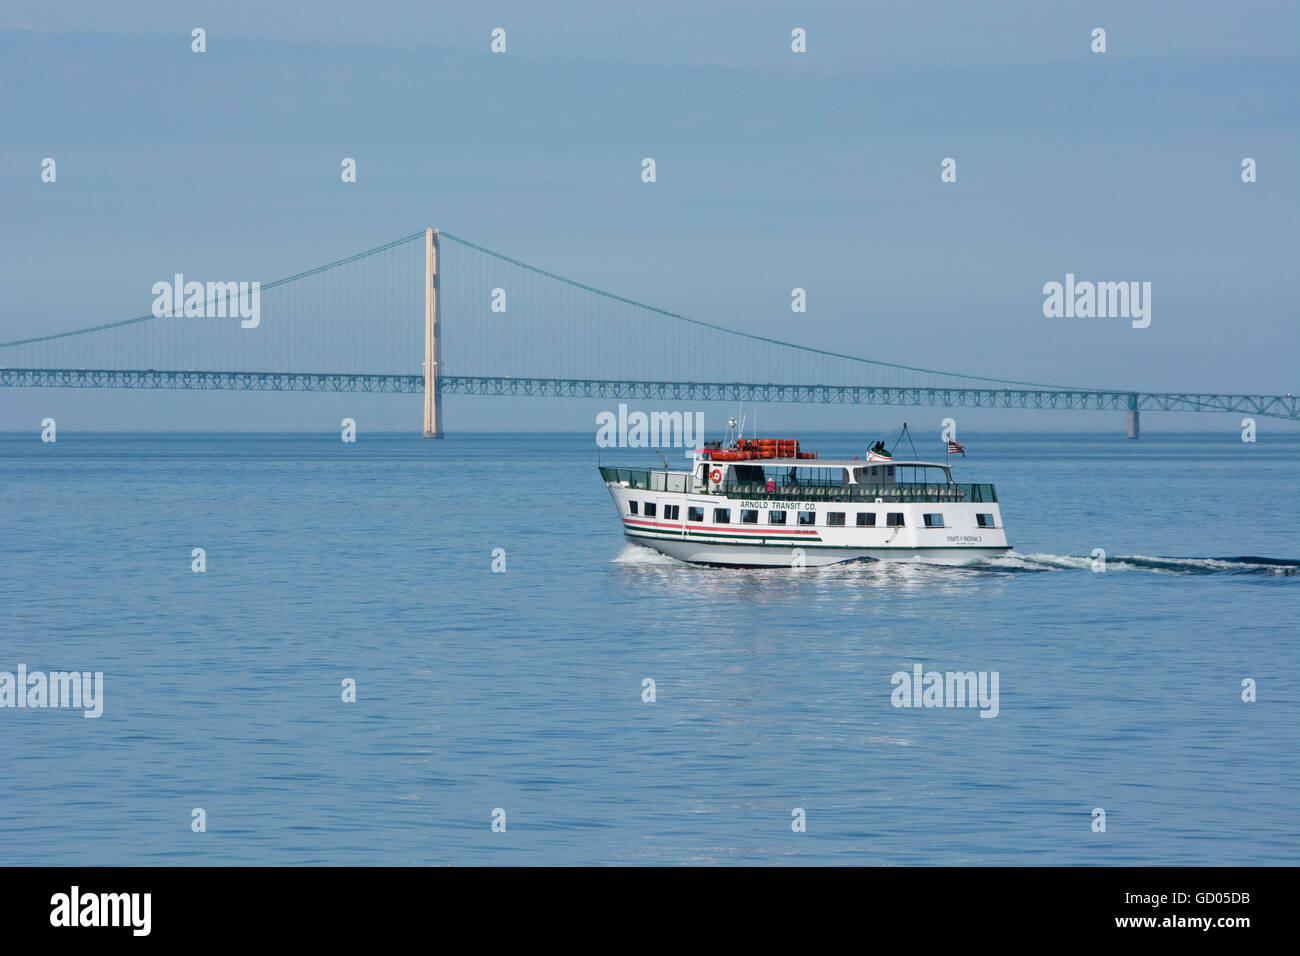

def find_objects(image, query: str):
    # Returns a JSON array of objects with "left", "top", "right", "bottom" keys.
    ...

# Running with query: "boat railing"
[
  {"left": 599, "top": 467, "right": 996, "bottom": 503},
  {"left": 717, "top": 480, "right": 997, "bottom": 503},
  {"left": 597, "top": 467, "right": 690, "bottom": 493}
]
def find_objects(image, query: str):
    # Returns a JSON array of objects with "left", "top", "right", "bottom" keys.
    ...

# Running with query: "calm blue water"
[{"left": 1, "top": 430, "right": 1297, "bottom": 865}]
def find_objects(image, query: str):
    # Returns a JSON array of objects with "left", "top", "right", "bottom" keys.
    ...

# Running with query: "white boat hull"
[{"left": 624, "top": 533, "right": 1009, "bottom": 568}]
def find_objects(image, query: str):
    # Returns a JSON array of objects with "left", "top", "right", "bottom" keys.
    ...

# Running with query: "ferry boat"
[{"left": 599, "top": 425, "right": 1010, "bottom": 567}]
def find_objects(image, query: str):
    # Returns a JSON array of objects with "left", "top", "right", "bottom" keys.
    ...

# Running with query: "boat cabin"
[{"left": 694, "top": 454, "right": 954, "bottom": 490}]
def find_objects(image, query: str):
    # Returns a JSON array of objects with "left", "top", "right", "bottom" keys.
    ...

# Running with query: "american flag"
[{"left": 947, "top": 440, "right": 966, "bottom": 456}]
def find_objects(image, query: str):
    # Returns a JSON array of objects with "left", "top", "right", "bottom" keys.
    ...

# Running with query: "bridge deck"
[{"left": 2, "top": 368, "right": 1296, "bottom": 421}]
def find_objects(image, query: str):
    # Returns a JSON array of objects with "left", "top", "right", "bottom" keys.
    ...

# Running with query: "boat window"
[
  {"left": 923, "top": 513, "right": 944, "bottom": 528},
  {"left": 887, "top": 466, "right": 895, "bottom": 477},
  {"left": 976, "top": 513, "right": 994, "bottom": 528},
  {"left": 769, "top": 510, "right": 787, "bottom": 525},
  {"left": 798, "top": 511, "right": 815, "bottom": 526},
  {"left": 629, "top": 500, "right": 638, "bottom": 515},
  {"left": 663, "top": 505, "right": 679, "bottom": 520},
  {"left": 856, "top": 512, "right": 875, "bottom": 527},
  {"left": 644, "top": 502, "right": 657, "bottom": 518},
  {"left": 688, "top": 506, "right": 704, "bottom": 522},
  {"left": 713, "top": 508, "right": 731, "bottom": 524},
  {"left": 740, "top": 509, "right": 759, "bottom": 524},
  {"left": 887, "top": 512, "right": 905, "bottom": 527},
  {"left": 827, "top": 512, "right": 845, "bottom": 526}
]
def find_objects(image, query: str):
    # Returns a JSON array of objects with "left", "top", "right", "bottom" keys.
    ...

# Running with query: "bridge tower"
[{"left": 423, "top": 227, "right": 444, "bottom": 438}]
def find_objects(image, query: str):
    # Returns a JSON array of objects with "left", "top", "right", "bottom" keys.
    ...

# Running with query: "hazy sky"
[{"left": 2, "top": 1, "right": 1297, "bottom": 433}]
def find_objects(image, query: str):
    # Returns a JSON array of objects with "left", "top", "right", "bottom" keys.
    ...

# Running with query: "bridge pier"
[
  {"left": 1127, "top": 396, "right": 1140, "bottom": 439},
  {"left": 423, "top": 227, "right": 444, "bottom": 438}
]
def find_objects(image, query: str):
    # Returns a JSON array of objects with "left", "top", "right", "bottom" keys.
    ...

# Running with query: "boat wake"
[
  {"left": 613, "top": 544, "right": 1300, "bottom": 576},
  {"left": 979, "top": 553, "right": 1300, "bottom": 576},
  {"left": 613, "top": 543, "right": 683, "bottom": 566}
]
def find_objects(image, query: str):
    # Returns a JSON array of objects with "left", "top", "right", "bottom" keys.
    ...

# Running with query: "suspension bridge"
[{"left": 2, "top": 228, "right": 1296, "bottom": 437}]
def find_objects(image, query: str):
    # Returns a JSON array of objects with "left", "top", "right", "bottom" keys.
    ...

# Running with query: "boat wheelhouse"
[{"left": 599, "top": 433, "right": 1010, "bottom": 567}]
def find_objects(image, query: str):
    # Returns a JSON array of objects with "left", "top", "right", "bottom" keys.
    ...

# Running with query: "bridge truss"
[{"left": 3, "top": 368, "right": 1295, "bottom": 421}]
